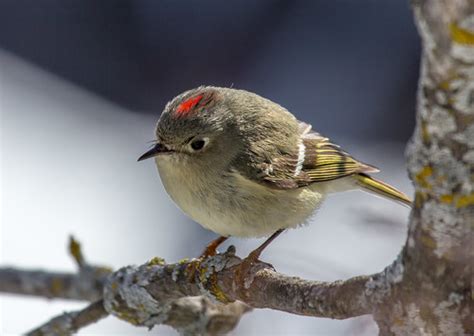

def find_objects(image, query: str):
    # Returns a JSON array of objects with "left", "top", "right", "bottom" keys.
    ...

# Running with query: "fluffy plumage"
[{"left": 144, "top": 86, "right": 411, "bottom": 238}]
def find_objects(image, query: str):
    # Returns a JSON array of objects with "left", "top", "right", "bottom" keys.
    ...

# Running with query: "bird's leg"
[
  {"left": 187, "top": 236, "right": 228, "bottom": 283},
  {"left": 200, "top": 236, "right": 228, "bottom": 258},
  {"left": 236, "top": 229, "right": 284, "bottom": 292},
  {"left": 246, "top": 229, "right": 284, "bottom": 262},
  {"left": 187, "top": 236, "right": 229, "bottom": 283}
]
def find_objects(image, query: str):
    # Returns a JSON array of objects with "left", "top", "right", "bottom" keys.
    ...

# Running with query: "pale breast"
[{"left": 155, "top": 157, "right": 325, "bottom": 238}]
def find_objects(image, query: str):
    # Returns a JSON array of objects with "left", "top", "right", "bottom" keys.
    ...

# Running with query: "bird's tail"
[{"left": 354, "top": 173, "right": 412, "bottom": 207}]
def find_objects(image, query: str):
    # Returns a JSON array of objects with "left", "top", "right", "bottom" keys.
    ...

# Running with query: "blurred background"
[{"left": 0, "top": 1, "right": 419, "bottom": 335}]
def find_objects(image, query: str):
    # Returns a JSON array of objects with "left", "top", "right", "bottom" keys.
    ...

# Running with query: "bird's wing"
[{"left": 255, "top": 121, "right": 379, "bottom": 189}]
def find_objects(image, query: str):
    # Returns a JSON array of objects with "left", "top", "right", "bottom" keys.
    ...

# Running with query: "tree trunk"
[{"left": 373, "top": 0, "right": 474, "bottom": 334}]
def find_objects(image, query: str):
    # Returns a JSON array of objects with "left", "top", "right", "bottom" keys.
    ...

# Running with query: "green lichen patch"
[
  {"left": 68, "top": 236, "right": 85, "bottom": 267},
  {"left": 147, "top": 257, "right": 165, "bottom": 266},
  {"left": 450, "top": 23, "right": 474, "bottom": 46}
]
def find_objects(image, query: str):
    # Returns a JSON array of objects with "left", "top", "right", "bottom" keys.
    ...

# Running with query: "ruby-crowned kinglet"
[{"left": 138, "top": 86, "right": 411, "bottom": 258}]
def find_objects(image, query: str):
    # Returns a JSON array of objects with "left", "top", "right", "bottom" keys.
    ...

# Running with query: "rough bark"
[
  {"left": 0, "top": 246, "right": 401, "bottom": 334},
  {"left": 0, "top": 267, "right": 106, "bottom": 301},
  {"left": 0, "top": 0, "right": 472, "bottom": 335},
  {"left": 372, "top": 0, "right": 474, "bottom": 334},
  {"left": 26, "top": 300, "right": 108, "bottom": 336},
  {"left": 0, "top": 240, "right": 253, "bottom": 335},
  {"left": 101, "top": 247, "right": 396, "bottom": 324}
]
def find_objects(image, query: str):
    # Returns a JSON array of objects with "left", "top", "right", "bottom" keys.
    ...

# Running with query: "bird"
[{"left": 138, "top": 86, "right": 411, "bottom": 261}]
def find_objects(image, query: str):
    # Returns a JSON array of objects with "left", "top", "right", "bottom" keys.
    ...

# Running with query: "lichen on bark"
[{"left": 374, "top": 1, "right": 474, "bottom": 334}]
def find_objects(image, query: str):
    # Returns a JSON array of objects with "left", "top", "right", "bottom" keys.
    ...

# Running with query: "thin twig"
[
  {"left": 26, "top": 300, "right": 108, "bottom": 336},
  {"left": 0, "top": 267, "right": 103, "bottom": 301}
]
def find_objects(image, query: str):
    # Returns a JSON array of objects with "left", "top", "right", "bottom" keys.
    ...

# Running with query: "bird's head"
[{"left": 138, "top": 86, "right": 240, "bottom": 167}]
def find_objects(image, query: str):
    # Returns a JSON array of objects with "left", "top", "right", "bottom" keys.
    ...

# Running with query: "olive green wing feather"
[
  {"left": 300, "top": 132, "right": 379, "bottom": 183},
  {"left": 252, "top": 121, "right": 411, "bottom": 206},
  {"left": 258, "top": 121, "right": 378, "bottom": 188}
]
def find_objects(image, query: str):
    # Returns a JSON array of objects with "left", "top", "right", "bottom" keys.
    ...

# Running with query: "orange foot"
[
  {"left": 186, "top": 236, "right": 229, "bottom": 282},
  {"left": 200, "top": 236, "right": 228, "bottom": 258}
]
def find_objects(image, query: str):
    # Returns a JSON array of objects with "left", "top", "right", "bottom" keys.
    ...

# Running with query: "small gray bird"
[{"left": 139, "top": 86, "right": 411, "bottom": 260}]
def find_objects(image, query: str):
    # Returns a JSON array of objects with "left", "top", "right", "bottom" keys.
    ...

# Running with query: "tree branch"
[
  {"left": 0, "top": 267, "right": 105, "bottom": 301},
  {"left": 0, "top": 240, "right": 254, "bottom": 335},
  {"left": 26, "top": 300, "right": 108, "bottom": 336},
  {"left": 0, "top": 244, "right": 405, "bottom": 334}
]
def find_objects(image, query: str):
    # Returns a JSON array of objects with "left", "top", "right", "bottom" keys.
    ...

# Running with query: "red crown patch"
[{"left": 175, "top": 95, "right": 204, "bottom": 117}]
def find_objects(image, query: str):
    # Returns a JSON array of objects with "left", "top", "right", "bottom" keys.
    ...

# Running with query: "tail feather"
[{"left": 355, "top": 173, "right": 412, "bottom": 207}]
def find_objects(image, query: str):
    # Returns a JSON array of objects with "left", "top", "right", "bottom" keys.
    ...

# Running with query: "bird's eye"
[{"left": 190, "top": 139, "right": 206, "bottom": 151}]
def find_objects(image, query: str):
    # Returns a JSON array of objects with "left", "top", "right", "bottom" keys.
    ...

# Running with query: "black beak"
[{"left": 137, "top": 143, "right": 173, "bottom": 162}]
